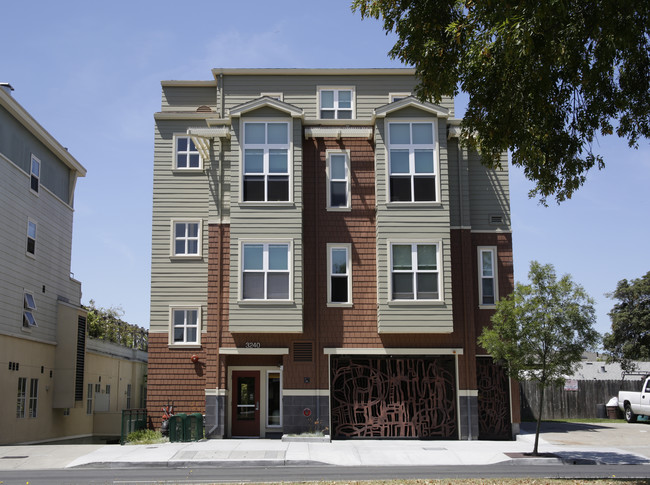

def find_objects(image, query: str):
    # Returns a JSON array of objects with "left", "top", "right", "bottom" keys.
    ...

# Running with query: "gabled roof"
[
  {"left": 228, "top": 96, "right": 304, "bottom": 119},
  {"left": 374, "top": 96, "right": 449, "bottom": 119},
  {"left": 0, "top": 88, "right": 87, "bottom": 176}
]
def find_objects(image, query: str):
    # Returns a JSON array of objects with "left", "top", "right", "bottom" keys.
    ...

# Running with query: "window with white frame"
[
  {"left": 387, "top": 122, "right": 436, "bottom": 202},
  {"left": 175, "top": 136, "right": 201, "bottom": 169},
  {"left": 327, "top": 151, "right": 350, "bottom": 210},
  {"left": 243, "top": 122, "right": 290, "bottom": 202},
  {"left": 267, "top": 370, "right": 282, "bottom": 427},
  {"left": 242, "top": 242, "right": 290, "bottom": 300},
  {"left": 30, "top": 155, "right": 40, "bottom": 193},
  {"left": 390, "top": 243, "right": 440, "bottom": 300},
  {"left": 171, "top": 308, "right": 200, "bottom": 344},
  {"left": 389, "top": 93, "right": 411, "bottom": 102},
  {"left": 478, "top": 247, "right": 498, "bottom": 306},
  {"left": 16, "top": 377, "right": 26, "bottom": 418},
  {"left": 319, "top": 88, "right": 354, "bottom": 119},
  {"left": 24, "top": 291, "right": 37, "bottom": 328},
  {"left": 28, "top": 378, "right": 38, "bottom": 418},
  {"left": 27, "top": 219, "right": 36, "bottom": 255},
  {"left": 172, "top": 221, "right": 201, "bottom": 257},
  {"left": 328, "top": 244, "right": 351, "bottom": 304}
]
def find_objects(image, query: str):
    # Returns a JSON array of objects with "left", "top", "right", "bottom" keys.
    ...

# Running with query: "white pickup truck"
[{"left": 618, "top": 375, "right": 650, "bottom": 423}]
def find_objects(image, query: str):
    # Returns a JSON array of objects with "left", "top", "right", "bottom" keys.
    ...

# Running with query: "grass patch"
[{"left": 125, "top": 428, "right": 168, "bottom": 445}]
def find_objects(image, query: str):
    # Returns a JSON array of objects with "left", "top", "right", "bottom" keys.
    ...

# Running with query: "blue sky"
[{"left": 2, "top": 0, "right": 648, "bottom": 338}]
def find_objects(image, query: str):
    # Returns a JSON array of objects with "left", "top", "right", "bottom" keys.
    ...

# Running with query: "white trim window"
[
  {"left": 327, "top": 151, "right": 350, "bottom": 210},
  {"left": 389, "top": 92, "right": 411, "bottom": 102},
  {"left": 28, "top": 378, "right": 38, "bottom": 418},
  {"left": 242, "top": 242, "right": 290, "bottom": 300},
  {"left": 171, "top": 308, "right": 200, "bottom": 344},
  {"left": 328, "top": 244, "right": 352, "bottom": 305},
  {"left": 30, "top": 155, "right": 40, "bottom": 193},
  {"left": 172, "top": 221, "right": 201, "bottom": 257},
  {"left": 27, "top": 219, "right": 37, "bottom": 255},
  {"left": 266, "top": 370, "right": 282, "bottom": 427},
  {"left": 390, "top": 243, "right": 440, "bottom": 300},
  {"left": 387, "top": 121, "right": 436, "bottom": 202},
  {"left": 23, "top": 291, "right": 37, "bottom": 328},
  {"left": 242, "top": 122, "right": 290, "bottom": 202},
  {"left": 16, "top": 377, "right": 26, "bottom": 418},
  {"left": 175, "top": 136, "right": 201, "bottom": 169},
  {"left": 478, "top": 246, "right": 498, "bottom": 306},
  {"left": 319, "top": 87, "right": 354, "bottom": 119}
]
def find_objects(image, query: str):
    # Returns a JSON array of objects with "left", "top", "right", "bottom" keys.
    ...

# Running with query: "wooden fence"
[{"left": 519, "top": 379, "right": 643, "bottom": 420}]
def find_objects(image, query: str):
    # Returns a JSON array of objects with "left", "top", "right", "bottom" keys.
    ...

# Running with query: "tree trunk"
[{"left": 533, "top": 385, "right": 544, "bottom": 455}]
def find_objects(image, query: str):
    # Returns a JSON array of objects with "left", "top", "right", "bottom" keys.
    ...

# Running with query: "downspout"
[
  {"left": 459, "top": 142, "right": 473, "bottom": 440},
  {"left": 313, "top": 136, "right": 321, "bottom": 427}
]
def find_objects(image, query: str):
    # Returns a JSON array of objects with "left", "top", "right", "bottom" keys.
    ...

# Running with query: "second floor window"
[
  {"left": 391, "top": 243, "right": 440, "bottom": 300},
  {"left": 388, "top": 122, "right": 436, "bottom": 202},
  {"left": 27, "top": 220, "right": 37, "bottom": 255},
  {"left": 242, "top": 242, "right": 290, "bottom": 300},
  {"left": 243, "top": 122, "right": 289, "bottom": 202},
  {"left": 319, "top": 88, "right": 353, "bottom": 119},
  {"left": 173, "top": 221, "right": 200, "bottom": 256},
  {"left": 175, "top": 136, "right": 201, "bottom": 169},
  {"left": 327, "top": 151, "right": 350, "bottom": 210}
]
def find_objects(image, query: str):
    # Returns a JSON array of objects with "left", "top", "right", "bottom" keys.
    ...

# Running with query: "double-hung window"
[
  {"left": 242, "top": 242, "right": 290, "bottom": 300},
  {"left": 30, "top": 155, "right": 40, "bottom": 193},
  {"left": 328, "top": 244, "right": 351, "bottom": 304},
  {"left": 327, "top": 151, "right": 350, "bottom": 210},
  {"left": 16, "top": 377, "right": 26, "bottom": 418},
  {"left": 173, "top": 221, "right": 201, "bottom": 257},
  {"left": 28, "top": 378, "right": 38, "bottom": 418},
  {"left": 27, "top": 219, "right": 37, "bottom": 255},
  {"left": 243, "top": 122, "right": 290, "bottom": 202},
  {"left": 175, "top": 136, "right": 201, "bottom": 169},
  {"left": 478, "top": 247, "right": 498, "bottom": 306},
  {"left": 387, "top": 122, "right": 436, "bottom": 202},
  {"left": 319, "top": 88, "right": 354, "bottom": 119},
  {"left": 172, "top": 308, "right": 200, "bottom": 344},
  {"left": 390, "top": 243, "right": 440, "bottom": 300}
]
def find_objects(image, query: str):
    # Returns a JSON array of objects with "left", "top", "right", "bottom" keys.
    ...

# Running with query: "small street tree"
[
  {"left": 478, "top": 261, "right": 599, "bottom": 455},
  {"left": 603, "top": 271, "right": 650, "bottom": 372}
]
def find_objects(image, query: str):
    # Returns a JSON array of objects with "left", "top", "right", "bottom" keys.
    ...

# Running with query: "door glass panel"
[
  {"left": 267, "top": 372, "right": 281, "bottom": 426},
  {"left": 237, "top": 376, "right": 255, "bottom": 420}
]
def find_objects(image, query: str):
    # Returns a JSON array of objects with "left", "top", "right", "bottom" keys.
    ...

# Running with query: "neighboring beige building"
[{"left": 0, "top": 84, "right": 146, "bottom": 444}]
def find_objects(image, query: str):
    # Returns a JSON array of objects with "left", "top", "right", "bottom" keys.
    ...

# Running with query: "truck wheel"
[{"left": 625, "top": 404, "right": 637, "bottom": 423}]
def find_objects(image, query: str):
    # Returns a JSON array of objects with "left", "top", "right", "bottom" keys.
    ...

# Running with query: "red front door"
[{"left": 231, "top": 370, "right": 260, "bottom": 437}]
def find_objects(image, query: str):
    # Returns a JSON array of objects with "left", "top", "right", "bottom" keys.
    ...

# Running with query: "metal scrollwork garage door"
[
  {"left": 477, "top": 357, "right": 512, "bottom": 440},
  {"left": 330, "top": 356, "right": 457, "bottom": 439}
]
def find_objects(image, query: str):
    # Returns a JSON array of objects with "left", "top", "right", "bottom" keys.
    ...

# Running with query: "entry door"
[{"left": 231, "top": 371, "right": 260, "bottom": 437}]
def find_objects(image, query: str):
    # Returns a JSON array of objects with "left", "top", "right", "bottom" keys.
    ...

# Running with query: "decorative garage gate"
[
  {"left": 330, "top": 356, "right": 457, "bottom": 439},
  {"left": 477, "top": 357, "right": 512, "bottom": 440}
]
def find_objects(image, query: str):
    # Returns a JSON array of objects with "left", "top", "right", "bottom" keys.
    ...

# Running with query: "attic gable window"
[{"left": 319, "top": 88, "right": 354, "bottom": 119}]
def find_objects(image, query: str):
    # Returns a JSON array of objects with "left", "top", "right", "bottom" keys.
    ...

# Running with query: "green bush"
[{"left": 126, "top": 429, "right": 166, "bottom": 444}]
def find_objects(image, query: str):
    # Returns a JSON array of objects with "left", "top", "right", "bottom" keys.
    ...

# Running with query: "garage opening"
[{"left": 330, "top": 356, "right": 457, "bottom": 439}]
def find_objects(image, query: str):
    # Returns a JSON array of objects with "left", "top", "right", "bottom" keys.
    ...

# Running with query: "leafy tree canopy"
[
  {"left": 353, "top": 0, "right": 650, "bottom": 204},
  {"left": 85, "top": 300, "right": 148, "bottom": 351},
  {"left": 478, "top": 261, "right": 599, "bottom": 454},
  {"left": 603, "top": 271, "right": 650, "bottom": 372}
]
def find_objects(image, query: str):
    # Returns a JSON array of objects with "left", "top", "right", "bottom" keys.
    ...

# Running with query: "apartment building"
[
  {"left": 148, "top": 69, "right": 517, "bottom": 440},
  {"left": 0, "top": 84, "right": 89, "bottom": 443}
]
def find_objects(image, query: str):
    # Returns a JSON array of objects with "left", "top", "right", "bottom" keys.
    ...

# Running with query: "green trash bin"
[
  {"left": 168, "top": 414, "right": 187, "bottom": 442},
  {"left": 184, "top": 413, "right": 204, "bottom": 441}
]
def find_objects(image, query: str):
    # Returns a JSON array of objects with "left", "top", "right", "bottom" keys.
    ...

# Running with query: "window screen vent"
[
  {"left": 489, "top": 215, "right": 504, "bottom": 225},
  {"left": 293, "top": 341, "right": 313, "bottom": 362},
  {"left": 75, "top": 316, "right": 87, "bottom": 401}
]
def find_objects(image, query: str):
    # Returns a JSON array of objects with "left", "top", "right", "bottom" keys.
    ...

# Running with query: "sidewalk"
[{"left": 1, "top": 425, "right": 648, "bottom": 471}]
